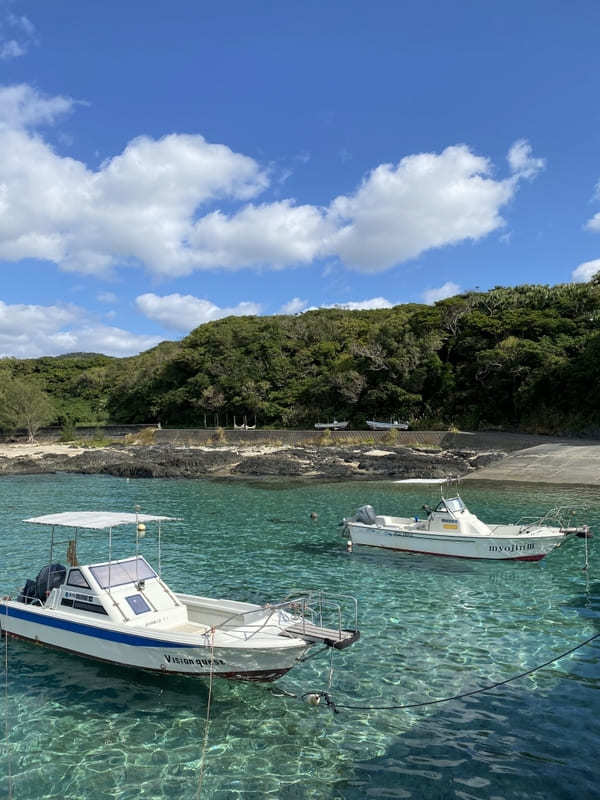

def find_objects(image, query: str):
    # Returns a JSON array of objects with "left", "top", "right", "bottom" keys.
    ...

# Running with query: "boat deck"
[
  {"left": 284, "top": 621, "right": 360, "bottom": 650},
  {"left": 168, "top": 621, "right": 209, "bottom": 634}
]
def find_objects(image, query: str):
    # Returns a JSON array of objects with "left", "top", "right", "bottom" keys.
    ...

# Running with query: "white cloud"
[
  {"left": 0, "top": 299, "right": 159, "bottom": 357},
  {"left": 422, "top": 281, "right": 461, "bottom": 304},
  {"left": 8, "top": 14, "right": 36, "bottom": 38},
  {"left": 326, "top": 297, "right": 393, "bottom": 311},
  {"left": 0, "top": 86, "right": 543, "bottom": 276},
  {"left": 280, "top": 297, "right": 308, "bottom": 314},
  {"left": 0, "top": 84, "right": 74, "bottom": 128},
  {"left": 0, "top": 111, "right": 268, "bottom": 276},
  {"left": 64, "top": 326, "right": 161, "bottom": 357},
  {"left": 295, "top": 297, "right": 394, "bottom": 313},
  {"left": 97, "top": 291, "right": 118, "bottom": 304},
  {"left": 326, "top": 145, "right": 516, "bottom": 272},
  {"left": 188, "top": 200, "right": 333, "bottom": 269},
  {"left": 0, "top": 11, "right": 35, "bottom": 61},
  {"left": 136, "top": 293, "right": 261, "bottom": 332},
  {"left": 0, "top": 40, "right": 23, "bottom": 59},
  {"left": 585, "top": 212, "right": 600, "bottom": 233},
  {"left": 507, "top": 139, "right": 545, "bottom": 179},
  {"left": 572, "top": 259, "right": 600, "bottom": 282},
  {"left": 0, "top": 299, "right": 79, "bottom": 333}
]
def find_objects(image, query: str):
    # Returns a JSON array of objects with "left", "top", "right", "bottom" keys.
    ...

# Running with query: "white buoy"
[
  {"left": 346, "top": 539, "right": 353, "bottom": 552},
  {"left": 304, "top": 693, "right": 321, "bottom": 706},
  {"left": 137, "top": 523, "right": 146, "bottom": 539}
]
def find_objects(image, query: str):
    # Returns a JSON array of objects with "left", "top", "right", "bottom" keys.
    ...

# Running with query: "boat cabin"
[
  {"left": 43, "top": 555, "right": 187, "bottom": 628},
  {"left": 425, "top": 496, "right": 492, "bottom": 536}
]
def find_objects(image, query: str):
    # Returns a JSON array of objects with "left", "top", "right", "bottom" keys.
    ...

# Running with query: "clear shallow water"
[{"left": 0, "top": 474, "right": 598, "bottom": 799}]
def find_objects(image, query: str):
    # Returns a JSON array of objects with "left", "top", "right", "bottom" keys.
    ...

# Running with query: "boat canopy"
[{"left": 23, "top": 512, "right": 179, "bottom": 530}]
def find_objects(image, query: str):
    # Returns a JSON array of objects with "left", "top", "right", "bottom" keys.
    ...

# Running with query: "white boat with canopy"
[
  {"left": 343, "top": 495, "right": 591, "bottom": 561},
  {"left": 0, "top": 511, "right": 359, "bottom": 682}
]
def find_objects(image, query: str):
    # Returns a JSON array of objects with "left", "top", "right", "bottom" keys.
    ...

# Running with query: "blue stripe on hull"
[{"left": 0, "top": 604, "right": 197, "bottom": 648}]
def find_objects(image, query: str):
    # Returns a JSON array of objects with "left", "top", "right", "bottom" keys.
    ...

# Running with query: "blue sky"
[{"left": 0, "top": 0, "right": 599, "bottom": 357}]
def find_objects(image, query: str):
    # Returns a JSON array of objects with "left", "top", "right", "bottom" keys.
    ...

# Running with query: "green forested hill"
[{"left": 2, "top": 280, "right": 600, "bottom": 434}]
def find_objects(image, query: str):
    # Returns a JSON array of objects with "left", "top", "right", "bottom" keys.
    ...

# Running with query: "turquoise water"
[{"left": 1, "top": 474, "right": 599, "bottom": 799}]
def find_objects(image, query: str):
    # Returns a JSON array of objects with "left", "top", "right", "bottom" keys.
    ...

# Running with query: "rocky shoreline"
[{"left": 0, "top": 443, "right": 505, "bottom": 482}]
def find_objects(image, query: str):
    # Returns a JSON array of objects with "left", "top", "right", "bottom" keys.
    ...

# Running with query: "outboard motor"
[
  {"left": 17, "top": 578, "right": 38, "bottom": 604},
  {"left": 354, "top": 505, "right": 377, "bottom": 525},
  {"left": 18, "top": 563, "right": 66, "bottom": 604}
]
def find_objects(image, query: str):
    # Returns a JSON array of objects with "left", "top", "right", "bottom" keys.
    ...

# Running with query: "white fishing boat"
[
  {"left": 233, "top": 416, "right": 256, "bottom": 430},
  {"left": 0, "top": 511, "right": 359, "bottom": 682},
  {"left": 343, "top": 495, "right": 591, "bottom": 561},
  {"left": 366, "top": 420, "right": 409, "bottom": 430},
  {"left": 314, "top": 420, "right": 349, "bottom": 430}
]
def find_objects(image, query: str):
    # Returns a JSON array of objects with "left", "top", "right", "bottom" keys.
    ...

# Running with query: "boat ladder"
[
  {"left": 282, "top": 590, "right": 360, "bottom": 650},
  {"left": 284, "top": 620, "right": 360, "bottom": 649}
]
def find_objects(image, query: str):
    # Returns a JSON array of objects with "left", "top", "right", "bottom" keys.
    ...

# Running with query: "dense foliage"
[{"left": 2, "top": 280, "right": 600, "bottom": 434}]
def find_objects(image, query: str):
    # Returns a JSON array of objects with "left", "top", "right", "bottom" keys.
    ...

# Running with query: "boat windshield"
[
  {"left": 435, "top": 497, "right": 465, "bottom": 514},
  {"left": 90, "top": 557, "right": 156, "bottom": 589}
]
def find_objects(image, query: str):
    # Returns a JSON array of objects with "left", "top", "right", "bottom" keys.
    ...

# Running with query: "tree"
[{"left": 0, "top": 378, "right": 56, "bottom": 442}]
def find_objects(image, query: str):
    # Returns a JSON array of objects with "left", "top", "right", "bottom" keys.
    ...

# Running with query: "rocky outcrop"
[{"left": 0, "top": 443, "right": 506, "bottom": 481}]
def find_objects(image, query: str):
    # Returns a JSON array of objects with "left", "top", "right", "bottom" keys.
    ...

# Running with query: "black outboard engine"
[
  {"left": 18, "top": 563, "right": 66, "bottom": 604},
  {"left": 17, "top": 578, "right": 37, "bottom": 604},
  {"left": 354, "top": 505, "right": 377, "bottom": 525}
]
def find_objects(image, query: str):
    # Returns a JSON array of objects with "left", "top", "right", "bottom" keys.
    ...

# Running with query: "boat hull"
[
  {"left": 366, "top": 421, "right": 409, "bottom": 430},
  {"left": 345, "top": 523, "right": 566, "bottom": 560},
  {"left": 0, "top": 602, "right": 308, "bottom": 682}
]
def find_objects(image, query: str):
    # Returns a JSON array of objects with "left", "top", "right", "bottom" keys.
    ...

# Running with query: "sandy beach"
[{"left": 0, "top": 443, "right": 88, "bottom": 459}]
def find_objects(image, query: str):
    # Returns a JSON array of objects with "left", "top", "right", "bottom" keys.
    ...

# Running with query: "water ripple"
[{"left": 0, "top": 474, "right": 598, "bottom": 799}]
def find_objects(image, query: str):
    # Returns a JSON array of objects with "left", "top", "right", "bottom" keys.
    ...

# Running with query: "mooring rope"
[
  {"left": 196, "top": 627, "right": 216, "bottom": 800},
  {"left": 279, "top": 630, "right": 600, "bottom": 713},
  {"left": 3, "top": 604, "right": 13, "bottom": 800}
]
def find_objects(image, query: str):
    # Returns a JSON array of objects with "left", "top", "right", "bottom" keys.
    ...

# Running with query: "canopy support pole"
[{"left": 158, "top": 521, "right": 162, "bottom": 578}]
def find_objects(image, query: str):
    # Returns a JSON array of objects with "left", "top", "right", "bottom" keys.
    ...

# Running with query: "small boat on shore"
[
  {"left": 343, "top": 494, "right": 591, "bottom": 561},
  {"left": 1, "top": 511, "right": 359, "bottom": 682},
  {"left": 233, "top": 416, "right": 256, "bottom": 430},
  {"left": 314, "top": 420, "right": 349, "bottom": 430},
  {"left": 366, "top": 420, "right": 409, "bottom": 430}
]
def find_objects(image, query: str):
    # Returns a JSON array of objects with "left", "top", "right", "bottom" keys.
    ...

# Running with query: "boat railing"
[
  {"left": 212, "top": 590, "right": 358, "bottom": 642},
  {"left": 211, "top": 595, "right": 309, "bottom": 639},
  {"left": 15, "top": 593, "right": 44, "bottom": 607},
  {"left": 514, "top": 506, "right": 587, "bottom": 532}
]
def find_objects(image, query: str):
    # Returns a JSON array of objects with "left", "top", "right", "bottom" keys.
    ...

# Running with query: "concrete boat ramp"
[{"left": 465, "top": 443, "right": 600, "bottom": 486}]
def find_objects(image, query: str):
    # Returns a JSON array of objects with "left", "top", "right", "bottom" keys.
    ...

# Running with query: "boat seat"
[
  {"left": 163, "top": 621, "right": 210, "bottom": 634},
  {"left": 376, "top": 515, "right": 400, "bottom": 527}
]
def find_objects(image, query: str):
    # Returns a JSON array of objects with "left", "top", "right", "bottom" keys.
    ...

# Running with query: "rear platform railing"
[{"left": 213, "top": 590, "right": 359, "bottom": 644}]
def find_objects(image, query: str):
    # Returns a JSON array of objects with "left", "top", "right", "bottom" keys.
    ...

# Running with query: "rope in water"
[
  {"left": 196, "top": 627, "right": 216, "bottom": 800},
  {"left": 3, "top": 606, "right": 13, "bottom": 800},
  {"left": 284, "top": 630, "right": 600, "bottom": 713}
]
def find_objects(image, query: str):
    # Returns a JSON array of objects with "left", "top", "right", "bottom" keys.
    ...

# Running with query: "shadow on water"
[
  {"left": 328, "top": 578, "right": 600, "bottom": 800},
  {"left": 327, "top": 676, "right": 600, "bottom": 800},
  {"left": 345, "top": 545, "right": 481, "bottom": 576},
  {"left": 562, "top": 581, "right": 600, "bottom": 631}
]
